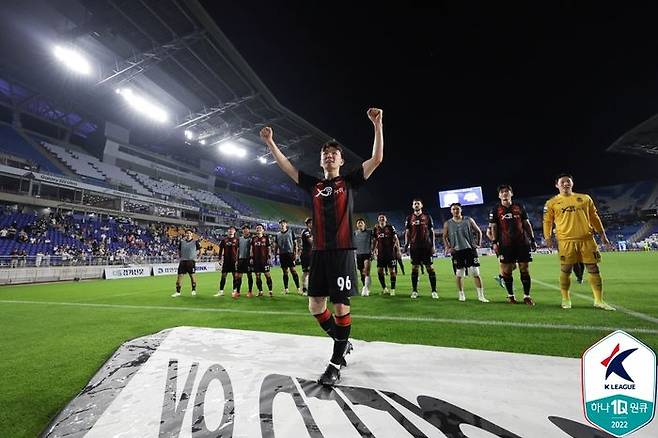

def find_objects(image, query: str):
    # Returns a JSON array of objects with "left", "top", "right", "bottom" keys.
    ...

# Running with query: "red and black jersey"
[
  {"left": 250, "top": 235, "right": 270, "bottom": 263},
  {"left": 373, "top": 224, "right": 397, "bottom": 258},
  {"left": 297, "top": 167, "right": 366, "bottom": 251},
  {"left": 219, "top": 236, "right": 239, "bottom": 263},
  {"left": 489, "top": 202, "right": 530, "bottom": 247},
  {"left": 405, "top": 212, "right": 434, "bottom": 248},
  {"left": 301, "top": 228, "right": 313, "bottom": 256}
]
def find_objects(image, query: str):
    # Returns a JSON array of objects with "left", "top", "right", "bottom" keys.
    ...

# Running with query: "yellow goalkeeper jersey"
[{"left": 543, "top": 192, "right": 605, "bottom": 241}]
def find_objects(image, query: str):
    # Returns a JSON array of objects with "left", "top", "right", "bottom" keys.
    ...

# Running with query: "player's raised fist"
[
  {"left": 260, "top": 126, "right": 273, "bottom": 142},
  {"left": 367, "top": 108, "right": 382, "bottom": 124}
]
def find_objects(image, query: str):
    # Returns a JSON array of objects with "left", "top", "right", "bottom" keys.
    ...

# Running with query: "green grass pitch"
[{"left": 1, "top": 251, "right": 657, "bottom": 437}]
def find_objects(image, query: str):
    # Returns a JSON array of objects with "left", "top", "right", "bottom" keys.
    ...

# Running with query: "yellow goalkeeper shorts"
[{"left": 557, "top": 238, "right": 601, "bottom": 265}]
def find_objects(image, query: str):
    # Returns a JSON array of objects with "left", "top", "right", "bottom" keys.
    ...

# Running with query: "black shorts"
[
  {"left": 451, "top": 248, "right": 480, "bottom": 272},
  {"left": 253, "top": 260, "right": 271, "bottom": 273},
  {"left": 377, "top": 255, "right": 397, "bottom": 271},
  {"left": 177, "top": 260, "right": 196, "bottom": 275},
  {"left": 410, "top": 246, "right": 433, "bottom": 266},
  {"left": 498, "top": 245, "right": 532, "bottom": 264},
  {"left": 356, "top": 253, "right": 371, "bottom": 270},
  {"left": 301, "top": 252, "right": 311, "bottom": 272},
  {"left": 309, "top": 250, "right": 358, "bottom": 305},
  {"left": 237, "top": 258, "right": 252, "bottom": 274},
  {"left": 279, "top": 253, "right": 296, "bottom": 269},
  {"left": 221, "top": 258, "right": 237, "bottom": 273}
]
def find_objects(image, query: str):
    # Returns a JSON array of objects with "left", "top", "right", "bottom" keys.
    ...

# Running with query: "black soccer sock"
[
  {"left": 266, "top": 277, "right": 273, "bottom": 291},
  {"left": 391, "top": 273, "right": 397, "bottom": 290},
  {"left": 331, "top": 313, "right": 352, "bottom": 365},
  {"left": 521, "top": 272, "right": 531, "bottom": 296},
  {"left": 412, "top": 271, "right": 419, "bottom": 292},
  {"left": 503, "top": 274, "right": 514, "bottom": 296},
  {"left": 428, "top": 270, "right": 437, "bottom": 292},
  {"left": 361, "top": 273, "right": 366, "bottom": 286},
  {"left": 191, "top": 281, "right": 196, "bottom": 290},
  {"left": 291, "top": 271, "right": 300, "bottom": 289},
  {"left": 313, "top": 308, "right": 335, "bottom": 338},
  {"left": 378, "top": 272, "right": 387, "bottom": 289},
  {"left": 235, "top": 277, "right": 242, "bottom": 293},
  {"left": 283, "top": 272, "right": 289, "bottom": 289},
  {"left": 219, "top": 276, "right": 226, "bottom": 291},
  {"left": 256, "top": 277, "right": 263, "bottom": 292},
  {"left": 176, "top": 283, "right": 181, "bottom": 293},
  {"left": 247, "top": 273, "right": 253, "bottom": 292}
]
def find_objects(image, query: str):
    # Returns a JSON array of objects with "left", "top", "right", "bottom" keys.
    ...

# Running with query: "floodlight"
[
  {"left": 53, "top": 45, "right": 91, "bottom": 75},
  {"left": 115, "top": 88, "right": 168, "bottom": 123}
]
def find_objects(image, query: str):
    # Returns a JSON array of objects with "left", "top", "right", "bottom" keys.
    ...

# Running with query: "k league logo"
[{"left": 582, "top": 330, "right": 657, "bottom": 437}]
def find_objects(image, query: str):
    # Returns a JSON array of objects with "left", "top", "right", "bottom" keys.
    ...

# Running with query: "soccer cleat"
[
  {"left": 361, "top": 286, "right": 369, "bottom": 297},
  {"left": 561, "top": 299, "right": 572, "bottom": 309},
  {"left": 247, "top": 291, "right": 254, "bottom": 298},
  {"left": 431, "top": 292, "right": 439, "bottom": 299},
  {"left": 506, "top": 295, "right": 518, "bottom": 304},
  {"left": 171, "top": 292, "right": 181, "bottom": 298},
  {"left": 257, "top": 291, "right": 264, "bottom": 297},
  {"left": 494, "top": 275, "right": 505, "bottom": 289},
  {"left": 318, "top": 363, "right": 341, "bottom": 386},
  {"left": 523, "top": 296, "right": 535, "bottom": 306},
  {"left": 284, "top": 288, "right": 289, "bottom": 295},
  {"left": 410, "top": 291, "right": 418, "bottom": 299},
  {"left": 389, "top": 289, "right": 396, "bottom": 296},
  {"left": 478, "top": 295, "right": 490, "bottom": 303},
  {"left": 231, "top": 291, "right": 240, "bottom": 299},
  {"left": 340, "top": 340, "right": 354, "bottom": 367},
  {"left": 214, "top": 290, "right": 224, "bottom": 297},
  {"left": 191, "top": 290, "right": 197, "bottom": 296},
  {"left": 383, "top": 287, "right": 390, "bottom": 295},
  {"left": 594, "top": 301, "right": 616, "bottom": 311},
  {"left": 302, "top": 290, "right": 308, "bottom": 296},
  {"left": 458, "top": 291, "right": 466, "bottom": 302},
  {"left": 268, "top": 291, "right": 273, "bottom": 297}
]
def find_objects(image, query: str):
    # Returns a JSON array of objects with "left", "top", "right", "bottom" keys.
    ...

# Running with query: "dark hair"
[
  {"left": 356, "top": 217, "right": 366, "bottom": 224},
  {"left": 450, "top": 202, "right": 462, "bottom": 208},
  {"left": 228, "top": 225, "right": 236, "bottom": 230},
  {"left": 377, "top": 213, "right": 387, "bottom": 218},
  {"left": 241, "top": 224, "right": 250, "bottom": 229},
  {"left": 497, "top": 184, "right": 513, "bottom": 193},
  {"left": 412, "top": 198, "right": 423, "bottom": 203},
  {"left": 321, "top": 141, "right": 343, "bottom": 153},
  {"left": 184, "top": 228, "right": 193, "bottom": 233},
  {"left": 304, "top": 217, "right": 312, "bottom": 224},
  {"left": 278, "top": 219, "right": 287, "bottom": 224},
  {"left": 555, "top": 173, "right": 573, "bottom": 182},
  {"left": 256, "top": 223, "right": 264, "bottom": 229}
]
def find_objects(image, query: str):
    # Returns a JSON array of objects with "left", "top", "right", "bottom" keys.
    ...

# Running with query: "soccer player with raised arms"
[
  {"left": 543, "top": 174, "right": 615, "bottom": 310},
  {"left": 260, "top": 107, "right": 383, "bottom": 386}
]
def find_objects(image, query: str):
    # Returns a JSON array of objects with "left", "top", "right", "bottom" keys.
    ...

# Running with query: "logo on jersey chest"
[{"left": 314, "top": 184, "right": 345, "bottom": 197}]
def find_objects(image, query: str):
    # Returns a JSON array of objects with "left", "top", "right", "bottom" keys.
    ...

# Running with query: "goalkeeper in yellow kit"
[{"left": 543, "top": 174, "right": 615, "bottom": 310}]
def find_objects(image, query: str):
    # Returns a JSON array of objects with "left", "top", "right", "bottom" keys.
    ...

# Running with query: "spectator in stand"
[{"left": 10, "top": 249, "right": 18, "bottom": 268}]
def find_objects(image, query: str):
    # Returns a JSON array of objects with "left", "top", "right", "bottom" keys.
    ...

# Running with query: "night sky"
[{"left": 205, "top": 2, "right": 658, "bottom": 211}]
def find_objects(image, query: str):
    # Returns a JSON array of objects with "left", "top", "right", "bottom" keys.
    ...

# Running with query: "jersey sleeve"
[
  {"left": 587, "top": 196, "right": 605, "bottom": 234},
  {"left": 345, "top": 166, "right": 366, "bottom": 189},
  {"left": 297, "top": 171, "right": 319, "bottom": 193},
  {"left": 519, "top": 204, "right": 529, "bottom": 221},
  {"left": 427, "top": 214, "right": 435, "bottom": 229},
  {"left": 542, "top": 199, "right": 555, "bottom": 240}
]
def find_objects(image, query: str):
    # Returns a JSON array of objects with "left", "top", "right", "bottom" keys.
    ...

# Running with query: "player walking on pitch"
[
  {"left": 260, "top": 107, "right": 383, "bottom": 386},
  {"left": 488, "top": 185, "right": 537, "bottom": 305},
  {"left": 443, "top": 203, "right": 489, "bottom": 302},
  {"left": 543, "top": 174, "right": 615, "bottom": 310},
  {"left": 404, "top": 199, "right": 438, "bottom": 299},
  {"left": 172, "top": 229, "right": 201, "bottom": 297}
]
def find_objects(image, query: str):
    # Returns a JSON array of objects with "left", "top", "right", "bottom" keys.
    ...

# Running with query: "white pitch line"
[
  {"left": 532, "top": 279, "right": 658, "bottom": 325},
  {"left": 1, "top": 299, "right": 658, "bottom": 335}
]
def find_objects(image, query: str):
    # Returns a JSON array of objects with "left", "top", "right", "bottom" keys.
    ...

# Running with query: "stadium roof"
[
  {"left": 607, "top": 113, "right": 658, "bottom": 158},
  {"left": 0, "top": 0, "right": 362, "bottom": 178}
]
